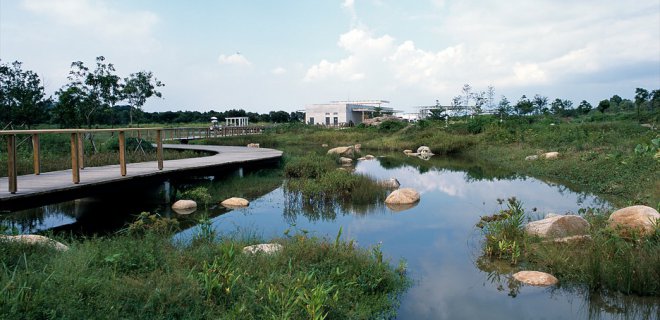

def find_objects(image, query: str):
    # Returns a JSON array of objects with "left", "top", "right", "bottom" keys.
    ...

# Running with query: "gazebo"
[{"left": 225, "top": 117, "right": 249, "bottom": 127}]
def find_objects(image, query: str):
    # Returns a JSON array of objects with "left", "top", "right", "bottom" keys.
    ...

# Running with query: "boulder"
[
  {"left": 512, "top": 271, "right": 558, "bottom": 286},
  {"left": 354, "top": 144, "right": 362, "bottom": 150},
  {"left": 0, "top": 235, "right": 69, "bottom": 252},
  {"left": 339, "top": 157, "right": 353, "bottom": 164},
  {"left": 321, "top": 143, "right": 329, "bottom": 147},
  {"left": 524, "top": 215, "right": 590, "bottom": 238},
  {"left": 385, "top": 188, "right": 420, "bottom": 205},
  {"left": 525, "top": 155, "right": 539, "bottom": 161},
  {"left": 608, "top": 205, "right": 660, "bottom": 237},
  {"left": 221, "top": 197, "right": 250, "bottom": 208},
  {"left": 385, "top": 202, "right": 418, "bottom": 212},
  {"left": 243, "top": 243, "right": 283, "bottom": 255},
  {"left": 364, "top": 154, "right": 375, "bottom": 160},
  {"left": 327, "top": 146, "right": 354, "bottom": 157},
  {"left": 417, "top": 146, "right": 432, "bottom": 154},
  {"left": 172, "top": 200, "right": 197, "bottom": 214},
  {"left": 541, "top": 152, "right": 560, "bottom": 159},
  {"left": 247, "top": 143, "right": 260, "bottom": 148},
  {"left": 378, "top": 178, "right": 400, "bottom": 189},
  {"left": 548, "top": 235, "right": 592, "bottom": 244},
  {"left": 403, "top": 149, "right": 413, "bottom": 154}
]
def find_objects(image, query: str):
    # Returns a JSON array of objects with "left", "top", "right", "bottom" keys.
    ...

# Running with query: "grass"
[
  {"left": 477, "top": 198, "right": 660, "bottom": 296},
  {"left": 0, "top": 216, "right": 409, "bottom": 319},
  {"left": 205, "top": 114, "right": 659, "bottom": 207}
]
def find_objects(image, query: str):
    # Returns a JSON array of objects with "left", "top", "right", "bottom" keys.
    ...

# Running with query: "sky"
[{"left": 1, "top": 0, "right": 659, "bottom": 114}]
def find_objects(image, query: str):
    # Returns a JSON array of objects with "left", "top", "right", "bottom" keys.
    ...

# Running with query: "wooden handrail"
[{"left": 1, "top": 126, "right": 266, "bottom": 194}]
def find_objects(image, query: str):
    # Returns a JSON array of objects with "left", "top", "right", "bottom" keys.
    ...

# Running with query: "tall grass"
[
  {"left": 477, "top": 201, "right": 660, "bottom": 296},
  {"left": 0, "top": 219, "right": 409, "bottom": 319}
]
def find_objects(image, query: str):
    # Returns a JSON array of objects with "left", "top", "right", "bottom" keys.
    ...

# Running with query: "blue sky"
[{"left": 1, "top": 0, "right": 659, "bottom": 114}]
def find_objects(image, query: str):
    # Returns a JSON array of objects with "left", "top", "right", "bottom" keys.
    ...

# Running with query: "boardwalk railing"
[
  {"left": 162, "top": 126, "right": 265, "bottom": 142},
  {"left": 1, "top": 126, "right": 264, "bottom": 194}
]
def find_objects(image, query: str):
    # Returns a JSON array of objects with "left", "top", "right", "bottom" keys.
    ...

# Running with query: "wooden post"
[
  {"left": 78, "top": 131, "right": 84, "bottom": 169},
  {"left": 7, "top": 135, "right": 17, "bottom": 193},
  {"left": 70, "top": 133, "right": 80, "bottom": 184},
  {"left": 32, "top": 134, "right": 40, "bottom": 175},
  {"left": 156, "top": 129, "right": 163, "bottom": 170},
  {"left": 119, "top": 131, "right": 126, "bottom": 176}
]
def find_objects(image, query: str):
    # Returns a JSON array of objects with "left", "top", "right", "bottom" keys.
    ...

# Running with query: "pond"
[{"left": 2, "top": 152, "right": 658, "bottom": 319}]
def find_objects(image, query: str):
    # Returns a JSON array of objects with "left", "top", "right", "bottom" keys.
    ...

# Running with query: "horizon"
[{"left": 1, "top": 0, "right": 659, "bottom": 114}]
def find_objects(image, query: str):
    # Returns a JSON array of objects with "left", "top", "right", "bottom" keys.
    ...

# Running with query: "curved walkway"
[{"left": 0, "top": 144, "right": 282, "bottom": 206}]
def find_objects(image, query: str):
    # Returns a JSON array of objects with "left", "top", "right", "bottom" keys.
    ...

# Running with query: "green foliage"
[
  {"left": 284, "top": 153, "right": 334, "bottom": 179},
  {"left": 179, "top": 186, "right": 212, "bottom": 205},
  {"left": 102, "top": 136, "right": 156, "bottom": 153},
  {"left": 0, "top": 60, "right": 50, "bottom": 128},
  {"left": 0, "top": 231, "right": 409, "bottom": 319},
  {"left": 378, "top": 120, "right": 407, "bottom": 133},
  {"left": 478, "top": 198, "right": 526, "bottom": 264},
  {"left": 123, "top": 212, "right": 180, "bottom": 236},
  {"left": 634, "top": 137, "right": 660, "bottom": 160}
]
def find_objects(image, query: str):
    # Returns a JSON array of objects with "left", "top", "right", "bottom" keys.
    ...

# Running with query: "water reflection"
[{"left": 2, "top": 152, "right": 656, "bottom": 319}]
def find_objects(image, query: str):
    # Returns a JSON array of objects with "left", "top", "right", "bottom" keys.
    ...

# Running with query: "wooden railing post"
[
  {"left": 32, "top": 133, "right": 40, "bottom": 175},
  {"left": 156, "top": 129, "right": 163, "bottom": 170},
  {"left": 119, "top": 131, "right": 126, "bottom": 176},
  {"left": 70, "top": 133, "right": 80, "bottom": 184},
  {"left": 78, "top": 131, "right": 84, "bottom": 169},
  {"left": 7, "top": 135, "right": 17, "bottom": 193}
]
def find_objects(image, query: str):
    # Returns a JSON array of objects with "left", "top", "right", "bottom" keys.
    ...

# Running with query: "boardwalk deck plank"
[{"left": 0, "top": 144, "right": 282, "bottom": 205}]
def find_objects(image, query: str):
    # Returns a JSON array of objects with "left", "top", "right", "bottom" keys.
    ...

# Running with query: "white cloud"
[
  {"left": 271, "top": 67, "right": 287, "bottom": 75},
  {"left": 305, "top": 0, "right": 659, "bottom": 104},
  {"left": 22, "top": 0, "right": 158, "bottom": 42},
  {"left": 218, "top": 53, "right": 252, "bottom": 67}
]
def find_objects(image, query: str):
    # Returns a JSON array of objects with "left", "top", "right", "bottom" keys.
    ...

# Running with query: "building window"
[
  {"left": 333, "top": 117, "right": 338, "bottom": 125},
  {"left": 325, "top": 117, "right": 330, "bottom": 125},
  {"left": 333, "top": 112, "right": 338, "bottom": 115},
  {"left": 325, "top": 112, "right": 330, "bottom": 115},
  {"left": 309, "top": 117, "right": 314, "bottom": 125}
]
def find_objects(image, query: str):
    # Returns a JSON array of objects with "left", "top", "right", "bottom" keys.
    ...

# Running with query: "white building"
[{"left": 304, "top": 100, "right": 393, "bottom": 126}]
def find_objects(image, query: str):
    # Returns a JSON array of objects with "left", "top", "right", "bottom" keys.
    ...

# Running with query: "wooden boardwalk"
[{"left": 0, "top": 144, "right": 282, "bottom": 209}]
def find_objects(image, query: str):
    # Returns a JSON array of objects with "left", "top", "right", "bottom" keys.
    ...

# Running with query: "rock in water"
[
  {"left": 379, "top": 178, "right": 400, "bottom": 189},
  {"left": 417, "top": 146, "right": 432, "bottom": 154},
  {"left": 221, "top": 197, "right": 250, "bottom": 208},
  {"left": 172, "top": 200, "right": 197, "bottom": 215},
  {"left": 608, "top": 205, "right": 660, "bottom": 237},
  {"left": 524, "top": 215, "right": 590, "bottom": 238},
  {"left": 385, "top": 188, "right": 420, "bottom": 204},
  {"left": 513, "top": 271, "right": 558, "bottom": 286},
  {"left": 327, "top": 146, "right": 354, "bottom": 157}
]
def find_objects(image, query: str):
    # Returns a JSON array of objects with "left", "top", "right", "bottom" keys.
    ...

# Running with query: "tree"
[
  {"left": 635, "top": 88, "right": 650, "bottom": 120},
  {"left": 0, "top": 60, "right": 50, "bottom": 128},
  {"left": 514, "top": 95, "right": 533, "bottom": 115},
  {"left": 597, "top": 99, "right": 610, "bottom": 113},
  {"left": 53, "top": 86, "right": 85, "bottom": 128},
  {"left": 486, "top": 85, "right": 496, "bottom": 112},
  {"left": 65, "top": 56, "right": 122, "bottom": 128},
  {"left": 123, "top": 71, "right": 164, "bottom": 126},
  {"left": 269, "top": 110, "right": 290, "bottom": 123},
  {"left": 532, "top": 94, "right": 548, "bottom": 115},
  {"left": 496, "top": 96, "right": 511, "bottom": 120},
  {"left": 651, "top": 89, "right": 660, "bottom": 112},
  {"left": 473, "top": 91, "right": 485, "bottom": 115},
  {"left": 577, "top": 100, "right": 592, "bottom": 115}
]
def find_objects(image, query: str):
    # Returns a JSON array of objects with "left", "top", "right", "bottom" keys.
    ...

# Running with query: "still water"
[{"left": 2, "top": 153, "right": 658, "bottom": 319}]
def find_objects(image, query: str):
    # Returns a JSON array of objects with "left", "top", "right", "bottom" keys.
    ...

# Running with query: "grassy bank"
[
  {"left": 0, "top": 221, "right": 409, "bottom": 319},
  {"left": 477, "top": 198, "right": 660, "bottom": 296},
  {"left": 206, "top": 116, "right": 659, "bottom": 207}
]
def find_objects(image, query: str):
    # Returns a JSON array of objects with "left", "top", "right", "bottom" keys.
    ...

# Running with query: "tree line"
[
  {"left": 0, "top": 57, "right": 303, "bottom": 129},
  {"left": 429, "top": 84, "right": 659, "bottom": 121}
]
